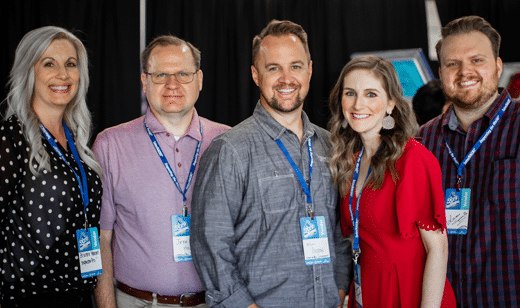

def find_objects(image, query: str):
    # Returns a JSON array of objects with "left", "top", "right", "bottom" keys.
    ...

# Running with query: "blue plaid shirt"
[{"left": 417, "top": 89, "right": 520, "bottom": 308}]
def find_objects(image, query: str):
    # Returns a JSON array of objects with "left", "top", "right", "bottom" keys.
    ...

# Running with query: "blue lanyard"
[
  {"left": 348, "top": 147, "right": 372, "bottom": 256},
  {"left": 443, "top": 96, "right": 511, "bottom": 190},
  {"left": 40, "top": 121, "right": 90, "bottom": 228},
  {"left": 144, "top": 120, "right": 202, "bottom": 216},
  {"left": 275, "top": 138, "right": 314, "bottom": 217}
]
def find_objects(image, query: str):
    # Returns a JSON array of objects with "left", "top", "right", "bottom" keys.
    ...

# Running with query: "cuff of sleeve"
[
  {"left": 335, "top": 236, "right": 353, "bottom": 291},
  {"left": 209, "top": 285, "right": 255, "bottom": 308},
  {"left": 335, "top": 267, "right": 353, "bottom": 293}
]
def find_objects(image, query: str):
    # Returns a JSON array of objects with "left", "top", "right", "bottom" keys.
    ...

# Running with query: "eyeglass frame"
[{"left": 144, "top": 70, "right": 199, "bottom": 84}]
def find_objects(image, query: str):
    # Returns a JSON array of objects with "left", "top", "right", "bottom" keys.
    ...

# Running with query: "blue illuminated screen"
[{"left": 391, "top": 59, "right": 425, "bottom": 98}]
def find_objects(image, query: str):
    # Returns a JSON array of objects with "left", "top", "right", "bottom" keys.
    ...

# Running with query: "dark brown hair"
[
  {"left": 251, "top": 19, "right": 310, "bottom": 67},
  {"left": 435, "top": 15, "right": 501, "bottom": 64}
]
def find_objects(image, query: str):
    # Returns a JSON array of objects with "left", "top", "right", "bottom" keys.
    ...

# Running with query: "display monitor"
[{"left": 350, "top": 48, "right": 435, "bottom": 99}]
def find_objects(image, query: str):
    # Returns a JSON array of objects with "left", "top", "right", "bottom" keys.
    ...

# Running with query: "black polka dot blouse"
[{"left": 0, "top": 115, "right": 102, "bottom": 301}]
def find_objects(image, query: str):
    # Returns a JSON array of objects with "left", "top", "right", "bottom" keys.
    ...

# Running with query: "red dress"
[{"left": 341, "top": 139, "right": 456, "bottom": 308}]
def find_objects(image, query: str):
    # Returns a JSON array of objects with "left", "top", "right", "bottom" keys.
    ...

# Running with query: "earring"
[
  {"left": 341, "top": 119, "right": 348, "bottom": 128},
  {"left": 382, "top": 111, "right": 395, "bottom": 130}
]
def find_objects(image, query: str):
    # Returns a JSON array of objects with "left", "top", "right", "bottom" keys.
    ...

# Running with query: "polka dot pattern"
[{"left": 0, "top": 115, "right": 102, "bottom": 301}]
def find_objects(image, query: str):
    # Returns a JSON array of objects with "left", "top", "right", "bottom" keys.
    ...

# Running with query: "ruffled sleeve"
[{"left": 396, "top": 139, "right": 447, "bottom": 239}]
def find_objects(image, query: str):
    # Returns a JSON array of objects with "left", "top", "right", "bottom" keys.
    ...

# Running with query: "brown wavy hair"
[{"left": 328, "top": 55, "right": 418, "bottom": 198}]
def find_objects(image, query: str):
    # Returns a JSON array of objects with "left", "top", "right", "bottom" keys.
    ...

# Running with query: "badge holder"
[
  {"left": 172, "top": 204, "right": 192, "bottom": 262},
  {"left": 445, "top": 183, "right": 471, "bottom": 234},
  {"left": 299, "top": 215, "right": 331, "bottom": 265},
  {"left": 76, "top": 226, "right": 103, "bottom": 278}
]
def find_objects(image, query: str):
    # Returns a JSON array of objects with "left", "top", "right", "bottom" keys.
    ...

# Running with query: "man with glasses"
[{"left": 92, "top": 35, "right": 229, "bottom": 308}]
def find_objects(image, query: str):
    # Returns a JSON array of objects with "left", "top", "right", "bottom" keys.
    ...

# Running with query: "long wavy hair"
[
  {"left": 328, "top": 55, "right": 418, "bottom": 198},
  {"left": 3, "top": 26, "right": 101, "bottom": 176}
]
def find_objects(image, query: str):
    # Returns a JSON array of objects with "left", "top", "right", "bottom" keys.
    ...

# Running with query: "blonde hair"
[
  {"left": 4, "top": 26, "right": 101, "bottom": 176},
  {"left": 328, "top": 55, "right": 418, "bottom": 197}
]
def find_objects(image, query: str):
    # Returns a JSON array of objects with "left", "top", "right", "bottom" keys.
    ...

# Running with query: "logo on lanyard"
[
  {"left": 275, "top": 137, "right": 314, "bottom": 217},
  {"left": 348, "top": 146, "right": 372, "bottom": 308},
  {"left": 40, "top": 121, "right": 90, "bottom": 228},
  {"left": 144, "top": 119, "right": 202, "bottom": 215}
]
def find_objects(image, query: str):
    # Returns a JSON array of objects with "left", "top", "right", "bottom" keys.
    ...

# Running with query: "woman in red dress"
[{"left": 328, "top": 55, "right": 456, "bottom": 308}]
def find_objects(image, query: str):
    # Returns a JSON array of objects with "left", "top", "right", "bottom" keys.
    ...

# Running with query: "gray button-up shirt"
[{"left": 191, "top": 103, "right": 352, "bottom": 308}]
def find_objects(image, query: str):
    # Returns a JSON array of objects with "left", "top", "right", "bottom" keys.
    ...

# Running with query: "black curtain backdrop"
[
  {"left": 435, "top": 0, "right": 520, "bottom": 66},
  {"left": 2, "top": 0, "right": 519, "bottom": 141},
  {"left": 146, "top": 0, "right": 429, "bottom": 128}
]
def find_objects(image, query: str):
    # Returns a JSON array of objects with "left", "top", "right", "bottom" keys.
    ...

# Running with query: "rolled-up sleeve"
[{"left": 191, "top": 138, "right": 254, "bottom": 308}]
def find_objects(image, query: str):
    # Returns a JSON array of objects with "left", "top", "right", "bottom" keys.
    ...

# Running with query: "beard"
[
  {"left": 260, "top": 85, "right": 306, "bottom": 113},
  {"left": 443, "top": 70, "right": 500, "bottom": 111}
]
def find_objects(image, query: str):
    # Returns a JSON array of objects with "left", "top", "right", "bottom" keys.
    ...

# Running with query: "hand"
[{"left": 336, "top": 289, "right": 347, "bottom": 308}]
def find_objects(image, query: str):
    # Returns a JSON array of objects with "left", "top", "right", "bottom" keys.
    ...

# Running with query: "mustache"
[{"left": 274, "top": 83, "right": 300, "bottom": 89}]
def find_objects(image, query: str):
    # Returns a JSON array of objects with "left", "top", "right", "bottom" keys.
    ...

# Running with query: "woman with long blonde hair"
[{"left": 1, "top": 26, "right": 102, "bottom": 307}]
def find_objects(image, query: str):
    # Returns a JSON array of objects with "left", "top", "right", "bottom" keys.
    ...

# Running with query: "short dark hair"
[
  {"left": 141, "top": 35, "right": 201, "bottom": 72},
  {"left": 435, "top": 15, "right": 501, "bottom": 64},
  {"left": 412, "top": 79, "right": 446, "bottom": 126},
  {"left": 251, "top": 19, "right": 310, "bottom": 67}
]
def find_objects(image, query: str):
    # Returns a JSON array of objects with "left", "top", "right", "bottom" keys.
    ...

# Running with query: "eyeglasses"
[{"left": 144, "top": 70, "right": 198, "bottom": 84}]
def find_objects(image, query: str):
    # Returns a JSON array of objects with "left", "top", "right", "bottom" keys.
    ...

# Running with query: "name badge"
[
  {"left": 76, "top": 227, "right": 102, "bottom": 278},
  {"left": 172, "top": 215, "right": 192, "bottom": 262},
  {"left": 445, "top": 188, "right": 471, "bottom": 234},
  {"left": 299, "top": 216, "right": 331, "bottom": 265},
  {"left": 354, "top": 263, "right": 363, "bottom": 308}
]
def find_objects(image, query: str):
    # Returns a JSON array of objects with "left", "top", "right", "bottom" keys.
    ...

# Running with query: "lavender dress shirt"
[{"left": 92, "top": 108, "right": 229, "bottom": 296}]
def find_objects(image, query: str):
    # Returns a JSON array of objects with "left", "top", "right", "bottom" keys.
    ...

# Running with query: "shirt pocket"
[
  {"left": 258, "top": 174, "right": 298, "bottom": 213},
  {"left": 315, "top": 155, "right": 337, "bottom": 210}
]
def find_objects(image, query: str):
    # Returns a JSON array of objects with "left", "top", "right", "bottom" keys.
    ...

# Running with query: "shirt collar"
[
  {"left": 144, "top": 107, "right": 202, "bottom": 142},
  {"left": 252, "top": 101, "right": 317, "bottom": 141},
  {"left": 443, "top": 89, "right": 511, "bottom": 132}
]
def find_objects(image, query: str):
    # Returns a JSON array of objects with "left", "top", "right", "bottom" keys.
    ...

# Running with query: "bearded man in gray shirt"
[{"left": 190, "top": 19, "right": 352, "bottom": 308}]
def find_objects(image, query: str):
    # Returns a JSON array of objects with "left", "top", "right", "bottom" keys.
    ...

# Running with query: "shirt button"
[
  {"left": 166, "top": 133, "right": 170, "bottom": 137},
  {"left": 315, "top": 277, "right": 320, "bottom": 281},
  {"left": 178, "top": 163, "right": 182, "bottom": 168},
  {"left": 176, "top": 148, "right": 179, "bottom": 153}
]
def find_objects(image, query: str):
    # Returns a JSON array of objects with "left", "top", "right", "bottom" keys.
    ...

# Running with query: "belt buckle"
[{"left": 180, "top": 293, "right": 197, "bottom": 307}]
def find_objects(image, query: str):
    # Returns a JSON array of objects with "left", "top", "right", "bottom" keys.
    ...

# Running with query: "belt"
[{"left": 116, "top": 281, "right": 205, "bottom": 306}]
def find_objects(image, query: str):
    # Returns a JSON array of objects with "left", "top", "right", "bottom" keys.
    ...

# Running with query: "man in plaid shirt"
[{"left": 417, "top": 16, "right": 520, "bottom": 308}]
